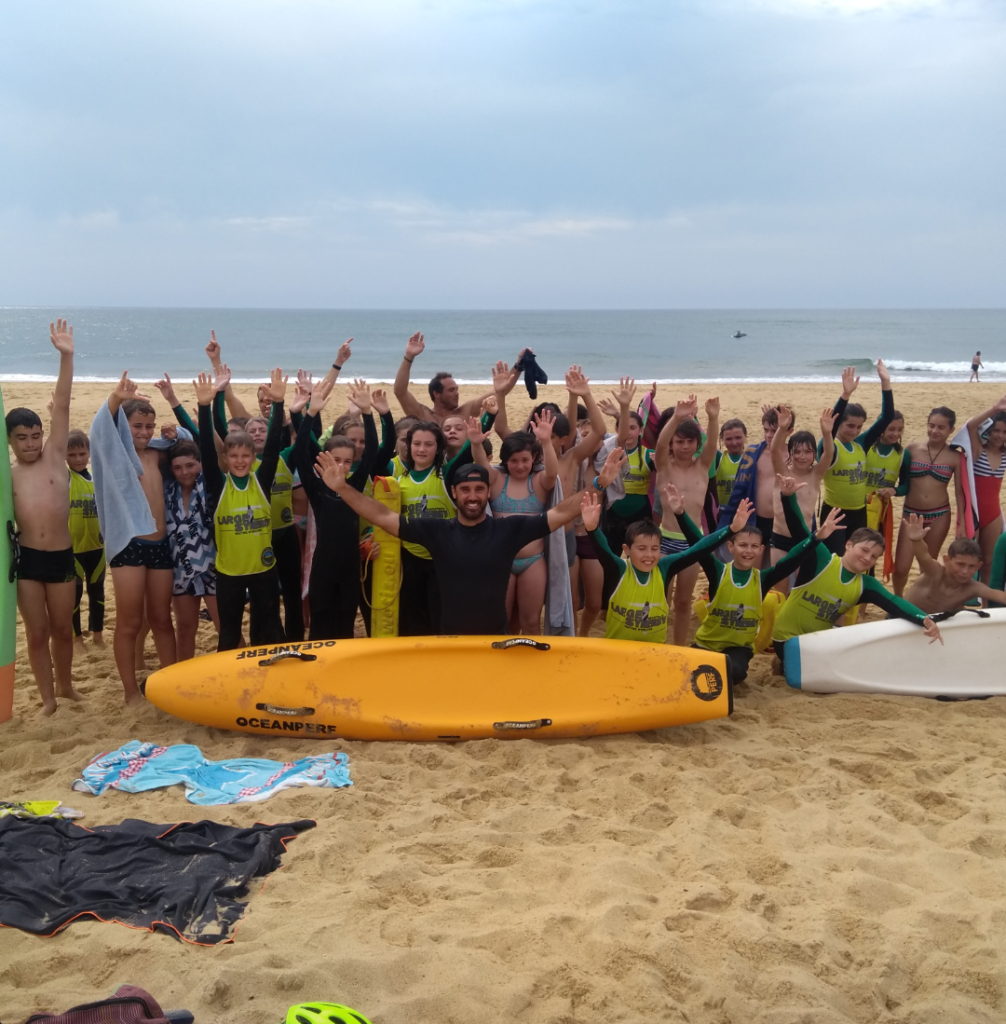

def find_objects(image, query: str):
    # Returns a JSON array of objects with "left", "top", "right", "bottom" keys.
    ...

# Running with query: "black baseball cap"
[{"left": 452, "top": 464, "right": 490, "bottom": 485}]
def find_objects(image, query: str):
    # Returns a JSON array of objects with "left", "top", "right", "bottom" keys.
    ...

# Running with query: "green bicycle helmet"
[{"left": 284, "top": 1004, "right": 372, "bottom": 1024}]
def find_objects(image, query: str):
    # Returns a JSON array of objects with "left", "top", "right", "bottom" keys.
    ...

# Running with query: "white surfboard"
[{"left": 784, "top": 608, "right": 1006, "bottom": 697}]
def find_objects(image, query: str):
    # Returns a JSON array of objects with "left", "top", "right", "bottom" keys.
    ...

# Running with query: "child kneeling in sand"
[
  {"left": 579, "top": 484, "right": 751, "bottom": 645},
  {"left": 902, "top": 514, "right": 1006, "bottom": 614}
]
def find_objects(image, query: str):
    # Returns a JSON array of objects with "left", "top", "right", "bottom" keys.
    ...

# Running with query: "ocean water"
[{"left": 0, "top": 308, "right": 1003, "bottom": 385}]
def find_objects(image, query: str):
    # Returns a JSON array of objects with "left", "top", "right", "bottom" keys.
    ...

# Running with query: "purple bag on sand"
[{"left": 19, "top": 985, "right": 192, "bottom": 1024}]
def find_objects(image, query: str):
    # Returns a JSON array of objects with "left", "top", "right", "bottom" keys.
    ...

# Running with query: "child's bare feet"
[
  {"left": 56, "top": 684, "right": 85, "bottom": 702},
  {"left": 41, "top": 699, "right": 58, "bottom": 717},
  {"left": 91, "top": 631, "right": 105, "bottom": 647},
  {"left": 74, "top": 635, "right": 86, "bottom": 653},
  {"left": 125, "top": 691, "right": 146, "bottom": 707}
]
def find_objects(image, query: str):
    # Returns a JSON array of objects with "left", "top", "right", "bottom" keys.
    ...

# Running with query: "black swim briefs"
[
  {"left": 769, "top": 531, "right": 797, "bottom": 552},
  {"left": 17, "top": 545, "right": 76, "bottom": 584},
  {"left": 109, "top": 536, "right": 173, "bottom": 571}
]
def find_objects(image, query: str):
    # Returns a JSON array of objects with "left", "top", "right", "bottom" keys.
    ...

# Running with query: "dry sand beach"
[{"left": 4, "top": 379, "right": 1006, "bottom": 1024}]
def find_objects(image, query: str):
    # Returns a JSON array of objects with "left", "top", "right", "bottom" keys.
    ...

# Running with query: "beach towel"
[
  {"left": 716, "top": 440, "right": 766, "bottom": 529},
  {"left": 89, "top": 399, "right": 156, "bottom": 561},
  {"left": 71, "top": 740, "right": 351, "bottom": 806},
  {"left": 21, "top": 984, "right": 185, "bottom": 1023},
  {"left": 0, "top": 816, "right": 313, "bottom": 945},
  {"left": 543, "top": 478, "right": 576, "bottom": 636},
  {"left": 0, "top": 799, "right": 83, "bottom": 820}
]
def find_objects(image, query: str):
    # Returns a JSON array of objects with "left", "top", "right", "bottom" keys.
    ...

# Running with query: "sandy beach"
[{"left": 4, "top": 377, "right": 1006, "bottom": 1024}]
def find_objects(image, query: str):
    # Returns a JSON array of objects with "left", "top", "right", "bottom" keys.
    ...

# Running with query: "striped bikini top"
[
  {"left": 909, "top": 459, "right": 953, "bottom": 484},
  {"left": 490, "top": 475, "right": 545, "bottom": 515},
  {"left": 974, "top": 448, "right": 1006, "bottom": 480}
]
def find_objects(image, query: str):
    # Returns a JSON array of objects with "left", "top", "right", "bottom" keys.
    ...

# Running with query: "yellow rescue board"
[{"left": 143, "top": 636, "right": 732, "bottom": 741}]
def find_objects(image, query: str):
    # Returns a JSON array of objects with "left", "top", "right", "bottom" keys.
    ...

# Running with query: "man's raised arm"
[
  {"left": 315, "top": 449, "right": 401, "bottom": 536},
  {"left": 394, "top": 332, "right": 432, "bottom": 419}
]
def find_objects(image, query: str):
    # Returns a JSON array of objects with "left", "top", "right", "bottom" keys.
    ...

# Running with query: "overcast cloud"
[{"left": 1, "top": 0, "right": 1003, "bottom": 307}]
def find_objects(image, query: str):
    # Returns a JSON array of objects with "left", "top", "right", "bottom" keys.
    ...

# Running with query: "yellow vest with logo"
[
  {"left": 694, "top": 565, "right": 762, "bottom": 652},
  {"left": 714, "top": 452, "right": 742, "bottom": 508},
  {"left": 254, "top": 455, "right": 295, "bottom": 531},
  {"left": 773, "top": 554, "right": 863, "bottom": 642},
  {"left": 823, "top": 441, "right": 867, "bottom": 510},
  {"left": 623, "top": 446, "right": 653, "bottom": 496},
  {"left": 864, "top": 444, "right": 901, "bottom": 495},
  {"left": 605, "top": 563, "right": 669, "bottom": 643},
  {"left": 398, "top": 468, "right": 455, "bottom": 559},
  {"left": 68, "top": 470, "right": 103, "bottom": 553},
  {"left": 214, "top": 473, "right": 275, "bottom": 577}
]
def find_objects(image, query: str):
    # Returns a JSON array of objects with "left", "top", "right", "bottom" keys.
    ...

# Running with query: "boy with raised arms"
[
  {"left": 66, "top": 429, "right": 106, "bottom": 651},
  {"left": 6, "top": 319, "right": 82, "bottom": 714},
  {"left": 771, "top": 485, "right": 942, "bottom": 671},
  {"left": 901, "top": 514, "right": 1006, "bottom": 614},
  {"left": 196, "top": 367, "right": 288, "bottom": 651},
  {"left": 687, "top": 476, "right": 843, "bottom": 683},
  {"left": 819, "top": 360, "right": 895, "bottom": 556},
  {"left": 579, "top": 485, "right": 754, "bottom": 646},
  {"left": 653, "top": 394, "right": 719, "bottom": 645}
]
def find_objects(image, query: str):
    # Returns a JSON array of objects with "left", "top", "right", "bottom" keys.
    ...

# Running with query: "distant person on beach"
[
  {"left": 6, "top": 319, "right": 82, "bottom": 715},
  {"left": 970, "top": 352, "right": 983, "bottom": 383}
]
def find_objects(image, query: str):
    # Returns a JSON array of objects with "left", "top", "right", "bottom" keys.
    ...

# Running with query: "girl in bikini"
[
  {"left": 965, "top": 396, "right": 1006, "bottom": 583},
  {"left": 892, "top": 407, "right": 965, "bottom": 596},
  {"left": 468, "top": 410, "right": 558, "bottom": 634}
]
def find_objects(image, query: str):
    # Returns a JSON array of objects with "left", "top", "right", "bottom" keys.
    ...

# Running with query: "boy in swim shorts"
[{"left": 6, "top": 319, "right": 83, "bottom": 714}]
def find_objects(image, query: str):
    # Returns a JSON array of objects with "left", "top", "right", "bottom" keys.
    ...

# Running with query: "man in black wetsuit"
[{"left": 315, "top": 451, "right": 624, "bottom": 635}]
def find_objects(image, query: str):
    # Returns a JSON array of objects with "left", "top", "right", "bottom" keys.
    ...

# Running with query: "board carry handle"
[
  {"left": 491, "top": 638, "right": 551, "bottom": 652},
  {"left": 493, "top": 718, "right": 553, "bottom": 731},
  {"left": 931, "top": 607, "right": 991, "bottom": 622},
  {"left": 258, "top": 650, "right": 319, "bottom": 666},
  {"left": 255, "top": 702, "right": 316, "bottom": 717}
]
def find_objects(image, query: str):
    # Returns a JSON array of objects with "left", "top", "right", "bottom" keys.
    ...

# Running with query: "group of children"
[{"left": 7, "top": 320, "right": 1006, "bottom": 714}]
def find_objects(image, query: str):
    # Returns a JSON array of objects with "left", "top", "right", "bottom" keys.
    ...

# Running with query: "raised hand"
[
  {"left": 465, "top": 416, "right": 487, "bottom": 446},
  {"left": 531, "top": 408, "right": 555, "bottom": 441},
  {"left": 820, "top": 406, "right": 838, "bottom": 436},
  {"left": 316, "top": 449, "right": 348, "bottom": 492},
  {"left": 598, "top": 446, "right": 627, "bottom": 488},
  {"left": 267, "top": 367, "right": 288, "bottom": 404},
  {"left": 153, "top": 373, "right": 179, "bottom": 407},
  {"left": 611, "top": 376, "right": 637, "bottom": 408},
  {"left": 405, "top": 332, "right": 425, "bottom": 361},
  {"left": 776, "top": 473, "right": 807, "bottom": 497},
  {"left": 876, "top": 358, "right": 891, "bottom": 386},
  {"left": 289, "top": 383, "right": 311, "bottom": 415},
  {"left": 113, "top": 371, "right": 149, "bottom": 403},
  {"left": 841, "top": 365, "right": 861, "bottom": 398},
  {"left": 660, "top": 483, "right": 685, "bottom": 516},
  {"left": 335, "top": 339, "right": 352, "bottom": 367},
  {"left": 492, "top": 360, "right": 511, "bottom": 395},
  {"left": 704, "top": 396, "right": 721, "bottom": 419},
  {"left": 481, "top": 394, "right": 498, "bottom": 416},
  {"left": 311, "top": 377, "right": 335, "bottom": 413},
  {"left": 776, "top": 405, "right": 794, "bottom": 432},
  {"left": 49, "top": 319, "right": 74, "bottom": 355},
  {"left": 674, "top": 395, "right": 698, "bottom": 420},
  {"left": 46, "top": 390, "right": 55, "bottom": 417},
  {"left": 565, "top": 365, "right": 591, "bottom": 397},
  {"left": 815, "top": 506, "right": 846, "bottom": 541},
  {"left": 349, "top": 379, "right": 373, "bottom": 415},
  {"left": 903, "top": 512, "right": 929, "bottom": 543},
  {"left": 205, "top": 330, "right": 221, "bottom": 367},
  {"left": 372, "top": 388, "right": 391, "bottom": 416},
  {"left": 731, "top": 497, "right": 754, "bottom": 532},
  {"left": 296, "top": 368, "right": 315, "bottom": 395},
  {"left": 193, "top": 372, "right": 215, "bottom": 406},
  {"left": 213, "top": 363, "right": 232, "bottom": 393},
  {"left": 597, "top": 396, "right": 620, "bottom": 419},
  {"left": 580, "top": 491, "right": 602, "bottom": 532},
  {"left": 160, "top": 424, "right": 178, "bottom": 441}
]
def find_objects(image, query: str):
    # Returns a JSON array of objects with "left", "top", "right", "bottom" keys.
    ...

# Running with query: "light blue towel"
[
  {"left": 72, "top": 740, "right": 352, "bottom": 806},
  {"left": 89, "top": 399, "right": 157, "bottom": 561},
  {"left": 544, "top": 477, "right": 575, "bottom": 636}
]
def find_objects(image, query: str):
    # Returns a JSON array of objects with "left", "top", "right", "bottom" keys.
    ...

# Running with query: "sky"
[{"left": 0, "top": 0, "right": 1003, "bottom": 308}]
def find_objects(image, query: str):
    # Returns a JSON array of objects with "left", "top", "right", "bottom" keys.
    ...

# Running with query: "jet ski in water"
[{"left": 732, "top": 330, "right": 747, "bottom": 338}]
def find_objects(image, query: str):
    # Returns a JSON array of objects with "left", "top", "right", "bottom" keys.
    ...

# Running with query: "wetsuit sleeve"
[
  {"left": 255, "top": 400, "right": 284, "bottom": 496},
  {"left": 657, "top": 521, "right": 732, "bottom": 587},
  {"left": 759, "top": 536, "right": 814, "bottom": 595},
  {"left": 861, "top": 387, "right": 895, "bottom": 452},
  {"left": 989, "top": 534, "right": 1006, "bottom": 607},
  {"left": 858, "top": 575, "right": 928, "bottom": 625},
  {"left": 677, "top": 505, "right": 724, "bottom": 591},
  {"left": 290, "top": 410, "right": 304, "bottom": 436},
  {"left": 347, "top": 413, "right": 379, "bottom": 493},
  {"left": 212, "top": 390, "right": 229, "bottom": 441},
  {"left": 171, "top": 404, "right": 199, "bottom": 442},
  {"left": 197, "top": 403, "right": 224, "bottom": 507},
  {"left": 781, "top": 491, "right": 811, "bottom": 542},
  {"left": 372, "top": 410, "right": 397, "bottom": 480},
  {"left": 821, "top": 397, "right": 848, "bottom": 462},
  {"left": 895, "top": 449, "right": 911, "bottom": 497},
  {"left": 587, "top": 526, "right": 627, "bottom": 600},
  {"left": 294, "top": 413, "right": 321, "bottom": 503}
]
